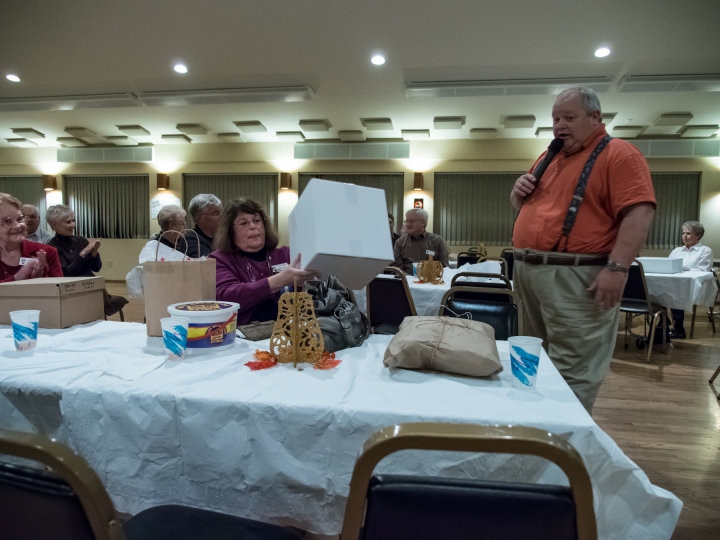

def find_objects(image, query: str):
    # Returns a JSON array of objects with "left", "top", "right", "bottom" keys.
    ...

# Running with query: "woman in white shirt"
[{"left": 668, "top": 221, "right": 714, "bottom": 338}]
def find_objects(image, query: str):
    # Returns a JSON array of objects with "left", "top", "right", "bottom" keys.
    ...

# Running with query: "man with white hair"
[
  {"left": 393, "top": 207, "right": 449, "bottom": 274},
  {"left": 185, "top": 194, "right": 222, "bottom": 258},
  {"left": 511, "top": 86, "right": 656, "bottom": 413},
  {"left": 21, "top": 204, "right": 53, "bottom": 243}
]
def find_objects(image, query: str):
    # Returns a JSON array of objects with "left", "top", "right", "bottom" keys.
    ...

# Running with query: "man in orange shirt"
[{"left": 511, "top": 87, "right": 656, "bottom": 414}]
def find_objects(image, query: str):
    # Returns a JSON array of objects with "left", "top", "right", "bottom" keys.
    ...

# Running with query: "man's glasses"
[
  {"left": 234, "top": 217, "right": 265, "bottom": 230},
  {"left": 0, "top": 216, "right": 27, "bottom": 228}
]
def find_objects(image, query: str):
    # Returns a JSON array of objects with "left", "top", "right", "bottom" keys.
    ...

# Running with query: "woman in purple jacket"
[{"left": 210, "top": 198, "right": 317, "bottom": 325}]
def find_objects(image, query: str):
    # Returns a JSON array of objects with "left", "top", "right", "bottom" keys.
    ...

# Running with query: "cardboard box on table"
[
  {"left": 0, "top": 277, "right": 104, "bottom": 328},
  {"left": 289, "top": 178, "right": 395, "bottom": 290},
  {"left": 636, "top": 257, "right": 683, "bottom": 274}
]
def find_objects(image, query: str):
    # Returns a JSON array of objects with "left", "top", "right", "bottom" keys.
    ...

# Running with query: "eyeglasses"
[
  {"left": 0, "top": 216, "right": 27, "bottom": 228},
  {"left": 234, "top": 217, "right": 265, "bottom": 230},
  {"left": 199, "top": 210, "right": 222, "bottom": 218}
]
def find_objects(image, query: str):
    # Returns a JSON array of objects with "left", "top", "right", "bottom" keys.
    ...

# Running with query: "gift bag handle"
[{"left": 154, "top": 229, "right": 201, "bottom": 261}]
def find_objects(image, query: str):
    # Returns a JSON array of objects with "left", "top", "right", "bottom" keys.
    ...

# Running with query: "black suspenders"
[{"left": 552, "top": 135, "right": 613, "bottom": 252}]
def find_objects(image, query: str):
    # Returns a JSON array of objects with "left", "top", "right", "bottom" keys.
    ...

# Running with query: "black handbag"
[{"left": 303, "top": 276, "right": 370, "bottom": 353}]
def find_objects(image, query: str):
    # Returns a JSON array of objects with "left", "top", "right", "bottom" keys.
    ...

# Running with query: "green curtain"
[
  {"left": 183, "top": 174, "right": 278, "bottom": 229},
  {"left": 63, "top": 175, "right": 149, "bottom": 238},
  {"left": 433, "top": 173, "right": 521, "bottom": 246},
  {"left": 646, "top": 172, "right": 701, "bottom": 250},
  {"left": 298, "top": 173, "right": 404, "bottom": 232},
  {"left": 0, "top": 176, "right": 47, "bottom": 227}
]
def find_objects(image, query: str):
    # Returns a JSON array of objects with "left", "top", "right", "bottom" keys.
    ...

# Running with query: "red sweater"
[{"left": 0, "top": 240, "right": 63, "bottom": 283}]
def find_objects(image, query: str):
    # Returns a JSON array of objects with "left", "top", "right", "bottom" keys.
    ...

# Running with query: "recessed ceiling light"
[
  {"left": 174, "top": 64, "right": 188, "bottom": 74},
  {"left": 371, "top": 55, "right": 385, "bottom": 66},
  {"left": 594, "top": 47, "right": 611, "bottom": 58},
  {"left": 6, "top": 74, "right": 20, "bottom": 82}
]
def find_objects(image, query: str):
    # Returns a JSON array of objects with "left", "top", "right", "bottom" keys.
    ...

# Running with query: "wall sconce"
[
  {"left": 280, "top": 172, "right": 292, "bottom": 190},
  {"left": 157, "top": 173, "right": 170, "bottom": 191},
  {"left": 413, "top": 172, "right": 424, "bottom": 191},
  {"left": 42, "top": 175, "right": 57, "bottom": 192}
]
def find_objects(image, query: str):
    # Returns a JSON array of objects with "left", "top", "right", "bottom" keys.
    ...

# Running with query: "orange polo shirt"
[{"left": 512, "top": 125, "right": 656, "bottom": 254}]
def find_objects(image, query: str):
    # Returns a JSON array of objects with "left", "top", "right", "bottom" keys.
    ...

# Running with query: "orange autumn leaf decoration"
[
  {"left": 314, "top": 351, "right": 342, "bottom": 370},
  {"left": 245, "top": 349, "right": 278, "bottom": 371}
]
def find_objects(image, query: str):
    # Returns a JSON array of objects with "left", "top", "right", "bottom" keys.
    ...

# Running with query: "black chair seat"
[
  {"left": 361, "top": 475, "right": 577, "bottom": 540},
  {"left": 444, "top": 298, "right": 518, "bottom": 340},
  {"left": 373, "top": 322, "right": 400, "bottom": 335},
  {"left": 620, "top": 299, "right": 664, "bottom": 314},
  {"left": 125, "top": 505, "right": 302, "bottom": 540}
]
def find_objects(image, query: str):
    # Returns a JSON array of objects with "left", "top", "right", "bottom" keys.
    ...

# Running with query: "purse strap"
[{"left": 552, "top": 135, "right": 613, "bottom": 252}]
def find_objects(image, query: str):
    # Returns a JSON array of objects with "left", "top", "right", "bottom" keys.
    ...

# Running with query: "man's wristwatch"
[{"left": 605, "top": 261, "right": 629, "bottom": 274}]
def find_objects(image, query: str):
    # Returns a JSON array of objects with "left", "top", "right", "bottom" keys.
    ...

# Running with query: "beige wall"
[{"left": 1, "top": 141, "right": 718, "bottom": 279}]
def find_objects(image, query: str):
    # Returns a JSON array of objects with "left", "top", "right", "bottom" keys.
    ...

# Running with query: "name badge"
[
  {"left": 271, "top": 263, "right": 289, "bottom": 274},
  {"left": 425, "top": 250, "right": 435, "bottom": 256},
  {"left": 19, "top": 258, "right": 37, "bottom": 266}
]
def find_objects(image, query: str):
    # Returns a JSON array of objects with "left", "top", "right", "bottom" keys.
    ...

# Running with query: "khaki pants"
[{"left": 514, "top": 261, "right": 619, "bottom": 414}]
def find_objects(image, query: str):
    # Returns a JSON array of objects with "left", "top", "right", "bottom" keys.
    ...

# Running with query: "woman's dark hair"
[{"left": 213, "top": 198, "right": 279, "bottom": 254}]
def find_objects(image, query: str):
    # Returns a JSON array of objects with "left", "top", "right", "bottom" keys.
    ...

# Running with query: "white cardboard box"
[
  {"left": 289, "top": 179, "right": 394, "bottom": 290},
  {"left": 636, "top": 257, "right": 683, "bottom": 274},
  {"left": 0, "top": 276, "right": 105, "bottom": 328}
]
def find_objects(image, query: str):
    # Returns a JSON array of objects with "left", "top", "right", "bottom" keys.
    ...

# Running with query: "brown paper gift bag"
[
  {"left": 383, "top": 316, "right": 503, "bottom": 377},
  {"left": 143, "top": 258, "right": 216, "bottom": 336}
]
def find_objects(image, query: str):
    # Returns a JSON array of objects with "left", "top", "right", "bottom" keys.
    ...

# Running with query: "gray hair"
[
  {"left": 20, "top": 204, "right": 39, "bottom": 215},
  {"left": 188, "top": 194, "right": 221, "bottom": 220},
  {"left": 46, "top": 204, "right": 74, "bottom": 228},
  {"left": 157, "top": 205, "right": 186, "bottom": 231},
  {"left": 556, "top": 86, "right": 602, "bottom": 115},
  {"left": 407, "top": 208, "right": 429, "bottom": 224},
  {"left": 682, "top": 220, "right": 704, "bottom": 240}
]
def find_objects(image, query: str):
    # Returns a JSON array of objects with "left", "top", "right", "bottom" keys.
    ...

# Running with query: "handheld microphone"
[{"left": 531, "top": 137, "right": 564, "bottom": 186}]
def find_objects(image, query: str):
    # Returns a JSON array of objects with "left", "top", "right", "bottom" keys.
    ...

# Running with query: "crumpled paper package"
[{"left": 383, "top": 316, "right": 503, "bottom": 377}]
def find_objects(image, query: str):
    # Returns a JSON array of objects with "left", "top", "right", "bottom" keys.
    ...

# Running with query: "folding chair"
[
  {"left": 457, "top": 251, "right": 482, "bottom": 267},
  {"left": 450, "top": 272, "right": 513, "bottom": 303},
  {"left": 367, "top": 272, "right": 417, "bottom": 335},
  {"left": 707, "top": 267, "right": 719, "bottom": 334},
  {"left": 619, "top": 260, "right": 668, "bottom": 363},
  {"left": 0, "top": 428, "right": 302, "bottom": 540},
  {"left": 341, "top": 422, "right": 597, "bottom": 540},
  {"left": 501, "top": 247, "right": 515, "bottom": 280},
  {"left": 440, "top": 286, "right": 523, "bottom": 340}
]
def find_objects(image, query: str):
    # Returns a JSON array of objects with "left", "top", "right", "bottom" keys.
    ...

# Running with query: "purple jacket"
[{"left": 210, "top": 246, "right": 290, "bottom": 325}]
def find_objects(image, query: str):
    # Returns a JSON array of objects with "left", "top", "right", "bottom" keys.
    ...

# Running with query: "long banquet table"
[
  {"left": 0, "top": 321, "right": 681, "bottom": 539},
  {"left": 644, "top": 270, "right": 717, "bottom": 313}
]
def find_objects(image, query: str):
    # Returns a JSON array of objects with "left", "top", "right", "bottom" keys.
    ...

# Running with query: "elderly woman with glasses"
[
  {"left": 210, "top": 198, "right": 317, "bottom": 325},
  {"left": 0, "top": 193, "right": 62, "bottom": 282},
  {"left": 151, "top": 204, "right": 188, "bottom": 253},
  {"left": 667, "top": 220, "right": 714, "bottom": 339}
]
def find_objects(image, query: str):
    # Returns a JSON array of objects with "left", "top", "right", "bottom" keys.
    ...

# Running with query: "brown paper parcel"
[
  {"left": 143, "top": 258, "right": 216, "bottom": 336},
  {"left": 383, "top": 316, "right": 503, "bottom": 377}
]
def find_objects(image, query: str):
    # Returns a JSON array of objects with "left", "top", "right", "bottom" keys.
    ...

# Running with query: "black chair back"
[
  {"left": 362, "top": 475, "right": 577, "bottom": 540},
  {"left": 457, "top": 252, "right": 482, "bottom": 267},
  {"left": 440, "top": 286, "right": 523, "bottom": 340},
  {"left": 0, "top": 462, "right": 97, "bottom": 540},
  {"left": 621, "top": 261, "right": 653, "bottom": 314},
  {"left": 450, "top": 272, "right": 512, "bottom": 302},
  {"left": 341, "top": 423, "right": 597, "bottom": 540},
  {"left": 367, "top": 276, "right": 417, "bottom": 334},
  {"left": 501, "top": 248, "right": 515, "bottom": 280}
]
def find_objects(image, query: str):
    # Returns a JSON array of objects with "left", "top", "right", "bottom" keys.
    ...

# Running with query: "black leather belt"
[{"left": 514, "top": 250, "right": 608, "bottom": 267}]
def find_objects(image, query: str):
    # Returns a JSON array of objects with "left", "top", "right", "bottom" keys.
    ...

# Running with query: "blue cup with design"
[
  {"left": 160, "top": 316, "right": 189, "bottom": 360},
  {"left": 9, "top": 310, "right": 40, "bottom": 351},
  {"left": 509, "top": 336, "right": 543, "bottom": 389}
]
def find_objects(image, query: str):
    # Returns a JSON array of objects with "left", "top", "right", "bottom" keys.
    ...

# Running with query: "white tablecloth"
[
  {"left": 355, "top": 261, "right": 505, "bottom": 316},
  {"left": 0, "top": 321, "right": 680, "bottom": 539},
  {"left": 645, "top": 270, "right": 717, "bottom": 312}
]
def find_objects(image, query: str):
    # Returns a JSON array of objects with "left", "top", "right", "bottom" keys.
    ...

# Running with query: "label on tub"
[{"left": 186, "top": 313, "right": 238, "bottom": 348}]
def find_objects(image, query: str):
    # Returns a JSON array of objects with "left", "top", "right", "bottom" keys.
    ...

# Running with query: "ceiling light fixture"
[
  {"left": 42, "top": 175, "right": 57, "bottom": 191},
  {"left": 371, "top": 55, "right": 385, "bottom": 66},
  {"left": 174, "top": 64, "right": 188, "bottom": 74},
  {"left": 157, "top": 174, "right": 170, "bottom": 191},
  {"left": 6, "top": 74, "right": 20, "bottom": 82},
  {"left": 594, "top": 47, "right": 611, "bottom": 58},
  {"left": 280, "top": 172, "right": 292, "bottom": 190},
  {"left": 413, "top": 173, "right": 424, "bottom": 191}
]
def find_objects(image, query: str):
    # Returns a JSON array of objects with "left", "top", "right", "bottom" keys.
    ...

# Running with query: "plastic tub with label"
[{"left": 167, "top": 301, "right": 240, "bottom": 352}]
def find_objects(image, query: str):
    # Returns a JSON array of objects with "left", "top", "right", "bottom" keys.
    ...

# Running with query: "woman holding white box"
[{"left": 668, "top": 221, "right": 713, "bottom": 338}]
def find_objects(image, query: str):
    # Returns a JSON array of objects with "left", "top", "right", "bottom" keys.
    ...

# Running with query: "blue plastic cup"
[
  {"left": 160, "top": 316, "right": 189, "bottom": 360},
  {"left": 509, "top": 336, "right": 543, "bottom": 389},
  {"left": 9, "top": 310, "right": 40, "bottom": 351}
]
